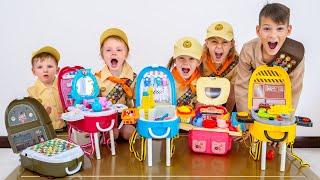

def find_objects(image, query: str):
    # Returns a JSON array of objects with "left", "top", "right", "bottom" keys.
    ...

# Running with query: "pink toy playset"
[
  {"left": 179, "top": 77, "right": 242, "bottom": 155},
  {"left": 58, "top": 67, "right": 118, "bottom": 159}
]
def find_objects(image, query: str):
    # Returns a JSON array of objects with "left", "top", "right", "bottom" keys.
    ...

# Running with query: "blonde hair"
[
  {"left": 31, "top": 52, "right": 58, "bottom": 66},
  {"left": 100, "top": 35, "right": 129, "bottom": 58}
]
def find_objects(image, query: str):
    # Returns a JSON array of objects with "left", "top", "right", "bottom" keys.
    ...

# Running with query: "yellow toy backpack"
[
  {"left": 248, "top": 65, "right": 296, "bottom": 144},
  {"left": 246, "top": 65, "right": 312, "bottom": 171}
]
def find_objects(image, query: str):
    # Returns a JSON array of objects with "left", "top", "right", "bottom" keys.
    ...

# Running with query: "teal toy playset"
[{"left": 129, "top": 66, "right": 179, "bottom": 166}]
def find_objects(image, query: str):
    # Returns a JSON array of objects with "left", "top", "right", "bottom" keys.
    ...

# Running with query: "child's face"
[
  {"left": 257, "top": 16, "right": 292, "bottom": 58},
  {"left": 32, "top": 57, "right": 59, "bottom": 86},
  {"left": 101, "top": 38, "right": 128, "bottom": 73},
  {"left": 206, "top": 37, "right": 233, "bottom": 64},
  {"left": 175, "top": 55, "right": 200, "bottom": 80}
]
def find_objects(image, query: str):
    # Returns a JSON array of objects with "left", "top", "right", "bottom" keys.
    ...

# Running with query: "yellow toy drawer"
[{"left": 249, "top": 121, "right": 296, "bottom": 143}]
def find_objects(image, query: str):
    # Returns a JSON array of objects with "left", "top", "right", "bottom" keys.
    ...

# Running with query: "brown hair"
[
  {"left": 100, "top": 35, "right": 129, "bottom": 58},
  {"left": 31, "top": 52, "right": 58, "bottom": 66},
  {"left": 167, "top": 57, "right": 175, "bottom": 70},
  {"left": 259, "top": 3, "right": 290, "bottom": 25}
]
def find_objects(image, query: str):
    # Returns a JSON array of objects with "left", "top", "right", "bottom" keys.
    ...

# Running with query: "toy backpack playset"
[
  {"left": 235, "top": 65, "right": 313, "bottom": 171},
  {"left": 58, "top": 67, "right": 118, "bottom": 159},
  {"left": 179, "top": 77, "right": 242, "bottom": 155},
  {"left": 233, "top": 38, "right": 312, "bottom": 172},
  {"left": 129, "top": 66, "right": 180, "bottom": 166},
  {"left": 5, "top": 97, "right": 84, "bottom": 177}
]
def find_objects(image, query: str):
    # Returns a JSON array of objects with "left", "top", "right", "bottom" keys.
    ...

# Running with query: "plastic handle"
[
  {"left": 264, "top": 131, "right": 288, "bottom": 142},
  {"left": 148, "top": 127, "right": 170, "bottom": 139},
  {"left": 65, "top": 161, "right": 82, "bottom": 175},
  {"left": 96, "top": 119, "right": 115, "bottom": 132}
]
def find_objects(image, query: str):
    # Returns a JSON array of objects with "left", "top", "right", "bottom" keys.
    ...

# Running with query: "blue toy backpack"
[{"left": 129, "top": 66, "right": 180, "bottom": 166}]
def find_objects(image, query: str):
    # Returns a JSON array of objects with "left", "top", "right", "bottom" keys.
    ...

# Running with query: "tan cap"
[
  {"left": 100, "top": 28, "right": 129, "bottom": 49},
  {"left": 173, "top": 37, "right": 202, "bottom": 61},
  {"left": 206, "top": 21, "right": 234, "bottom": 41},
  {"left": 32, "top": 46, "right": 60, "bottom": 63}
]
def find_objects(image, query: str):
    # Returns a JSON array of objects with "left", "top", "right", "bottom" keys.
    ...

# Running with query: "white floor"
[{"left": 1, "top": 148, "right": 319, "bottom": 179}]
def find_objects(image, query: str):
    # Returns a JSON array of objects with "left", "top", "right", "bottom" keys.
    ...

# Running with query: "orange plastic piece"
[{"left": 121, "top": 108, "right": 140, "bottom": 124}]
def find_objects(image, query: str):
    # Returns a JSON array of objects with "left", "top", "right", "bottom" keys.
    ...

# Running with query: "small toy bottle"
[
  {"left": 162, "top": 75, "right": 170, "bottom": 103},
  {"left": 155, "top": 76, "right": 162, "bottom": 103}
]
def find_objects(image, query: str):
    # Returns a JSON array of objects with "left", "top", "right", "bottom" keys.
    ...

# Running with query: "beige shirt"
[
  {"left": 235, "top": 38, "right": 305, "bottom": 112},
  {"left": 27, "top": 78, "right": 65, "bottom": 130},
  {"left": 202, "top": 58, "right": 238, "bottom": 112},
  {"left": 95, "top": 62, "right": 136, "bottom": 108}
]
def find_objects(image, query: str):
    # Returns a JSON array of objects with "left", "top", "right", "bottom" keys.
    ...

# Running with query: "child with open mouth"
[
  {"left": 201, "top": 21, "right": 239, "bottom": 112},
  {"left": 28, "top": 46, "right": 65, "bottom": 131},
  {"left": 95, "top": 27, "right": 136, "bottom": 141},
  {"left": 234, "top": 3, "right": 306, "bottom": 149},
  {"left": 235, "top": 3, "right": 305, "bottom": 113},
  {"left": 167, "top": 37, "right": 202, "bottom": 108}
]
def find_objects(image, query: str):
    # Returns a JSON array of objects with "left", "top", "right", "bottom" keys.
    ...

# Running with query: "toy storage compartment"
[
  {"left": 188, "top": 130, "right": 232, "bottom": 155},
  {"left": 20, "top": 138, "right": 84, "bottom": 177},
  {"left": 137, "top": 118, "right": 180, "bottom": 139},
  {"left": 68, "top": 109, "right": 118, "bottom": 133},
  {"left": 137, "top": 104, "right": 179, "bottom": 139}
]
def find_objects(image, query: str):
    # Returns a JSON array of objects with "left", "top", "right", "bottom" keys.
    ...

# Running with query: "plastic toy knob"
[
  {"left": 266, "top": 149, "right": 275, "bottom": 160},
  {"left": 302, "top": 117, "right": 311, "bottom": 122}
]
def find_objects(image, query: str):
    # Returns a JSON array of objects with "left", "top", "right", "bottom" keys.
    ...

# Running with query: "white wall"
[{"left": 1, "top": 0, "right": 319, "bottom": 136}]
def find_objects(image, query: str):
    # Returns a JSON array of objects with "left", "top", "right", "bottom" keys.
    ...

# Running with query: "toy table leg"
[
  {"left": 280, "top": 142, "right": 286, "bottom": 171},
  {"left": 147, "top": 138, "right": 152, "bottom": 166},
  {"left": 261, "top": 141, "right": 267, "bottom": 170},
  {"left": 94, "top": 132, "right": 101, "bottom": 159},
  {"left": 109, "top": 129, "right": 115, "bottom": 155},
  {"left": 72, "top": 128, "right": 78, "bottom": 144},
  {"left": 166, "top": 138, "right": 170, "bottom": 166}
]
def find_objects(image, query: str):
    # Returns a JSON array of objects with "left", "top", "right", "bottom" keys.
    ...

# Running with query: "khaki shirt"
[
  {"left": 95, "top": 62, "right": 136, "bottom": 108},
  {"left": 27, "top": 78, "right": 65, "bottom": 130},
  {"left": 175, "top": 79, "right": 198, "bottom": 108},
  {"left": 202, "top": 58, "right": 238, "bottom": 112},
  {"left": 235, "top": 38, "right": 304, "bottom": 112}
]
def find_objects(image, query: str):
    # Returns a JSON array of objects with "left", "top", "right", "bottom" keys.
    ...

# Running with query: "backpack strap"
[
  {"left": 249, "top": 134, "right": 262, "bottom": 160},
  {"left": 129, "top": 130, "right": 147, "bottom": 161}
]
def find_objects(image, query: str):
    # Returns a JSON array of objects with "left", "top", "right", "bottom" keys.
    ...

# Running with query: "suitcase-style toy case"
[{"left": 5, "top": 97, "right": 84, "bottom": 177}]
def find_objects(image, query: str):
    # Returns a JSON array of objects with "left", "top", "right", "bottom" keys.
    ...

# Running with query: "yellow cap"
[
  {"left": 31, "top": 46, "right": 60, "bottom": 63},
  {"left": 206, "top": 21, "right": 234, "bottom": 41},
  {"left": 100, "top": 28, "right": 129, "bottom": 49},
  {"left": 173, "top": 37, "right": 202, "bottom": 61}
]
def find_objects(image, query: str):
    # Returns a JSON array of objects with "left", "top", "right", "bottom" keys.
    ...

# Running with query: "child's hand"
[{"left": 45, "top": 106, "right": 52, "bottom": 114}]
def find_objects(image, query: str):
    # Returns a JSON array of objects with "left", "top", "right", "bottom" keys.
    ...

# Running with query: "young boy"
[
  {"left": 235, "top": 3, "right": 305, "bottom": 113},
  {"left": 95, "top": 28, "right": 136, "bottom": 140},
  {"left": 28, "top": 46, "right": 65, "bottom": 130}
]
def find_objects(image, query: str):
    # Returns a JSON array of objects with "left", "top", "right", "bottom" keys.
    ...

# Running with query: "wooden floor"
[{"left": 6, "top": 134, "right": 319, "bottom": 179}]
